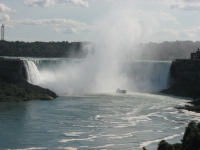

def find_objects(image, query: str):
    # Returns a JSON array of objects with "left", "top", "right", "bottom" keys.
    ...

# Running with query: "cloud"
[
  {"left": 4, "top": 17, "right": 95, "bottom": 34},
  {"left": 0, "top": 14, "right": 10, "bottom": 21},
  {"left": 0, "top": 3, "right": 12, "bottom": 12},
  {"left": 59, "top": 0, "right": 89, "bottom": 7},
  {"left": 54, "top": 27, "right": 80, "bottom": 34},
  {"left": 10, "top": 18, "right": 95, "bottom": 34},
  {"left": 171, "top": 4, "right": 200, "bottom": 11},
  {"left": 155, "top": 26, "right": 200, "bottom": 41},
  {"left": 158, "top": 11, "right": 179, "bottom": 24},
  {"left": 24, "top": 0, "right": 55, "bottom": 7},
  {"left": 169, "top": 0, "right": 200, "bottom": 11},
  {"left": 54, "top": 26, "right": 96, "bottom": 34},
  {"left": 19, "top": 18, "right": 86, "bottom": 27},
  {"left": 133, "top": 10, "right": 179, "bottom": 24}
]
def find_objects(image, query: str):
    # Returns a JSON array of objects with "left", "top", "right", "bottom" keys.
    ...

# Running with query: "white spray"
[{"left": 23, "top": 8, "right": 169, "bottom": 95}]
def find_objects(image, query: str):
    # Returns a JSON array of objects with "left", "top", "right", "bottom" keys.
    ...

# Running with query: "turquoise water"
[{"left": 0, "top": 93, "right": 197, "bottom": 150}]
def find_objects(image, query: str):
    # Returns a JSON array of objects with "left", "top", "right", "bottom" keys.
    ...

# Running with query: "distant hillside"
[
  {"left": 0, "top": 41, "right": 93, "bottom": 58},
  {"left": 0, "top": 40, "right": 199, "bottom": 60}
]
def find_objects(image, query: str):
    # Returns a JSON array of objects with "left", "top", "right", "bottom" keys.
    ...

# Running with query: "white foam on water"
[
  {"left": 95, "top": 115, "right": 102, "bottom": 120},
  {"left": 9, "top": 148, "right": 46, "bottom": 150},
  {"left": 88, "top": 144, "right": 116, "bottom": 149},
  {"left": 56, "top": 147, "right": 77, "bottom": 150},
  {"left": 182, "top": 110, "right": 200, "bottom": 121},
  {"left": 121, "top": 115, "right": 152, "bottom": 125},
  {"left": 172, "top": 126, "right": 182, "bottom": 129},
  {"left": 109, "top": 130, "right": 153, "bottom": 139},
  {"left": 182, "top": 109, "right": 200, "bottom": 117},
  {"left": 59, "top": 135, "right": 98, "bottom": 143},
  {"left": 163, "top": 107, "right": 174, "bottom": 110},
  {"left": 63, "top": 132, "right": 85, "bottom": 136},
  {"left": 166, "top": 111, "right": 179, "bottom": 115},
  {"left": 139, "top": 133, "right": 184, "bottom": 148}
]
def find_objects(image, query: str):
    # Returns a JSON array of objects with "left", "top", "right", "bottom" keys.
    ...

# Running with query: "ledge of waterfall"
[{"left": 0, "top": 57, "right": 57, "bottom": 102}]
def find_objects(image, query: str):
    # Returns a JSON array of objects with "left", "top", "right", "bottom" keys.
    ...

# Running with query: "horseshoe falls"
[{"left": 22, "top": 58, "right": 172, "bottom": 95}]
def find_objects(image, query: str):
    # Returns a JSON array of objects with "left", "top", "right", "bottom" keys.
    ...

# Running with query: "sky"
[{"left": 1, "top": 0, "right": 200, "bottom": 42}]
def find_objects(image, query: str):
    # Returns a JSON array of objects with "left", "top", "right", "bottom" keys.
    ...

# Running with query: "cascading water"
[
  {"left": 23, "top": 60, "right": 40, "bottom": 85},
  {"left": 22, "top": 59, "right": 172, "bottom": 95},
  {"left": 122, "top": 61, "right": 172, "bottom": 92}
]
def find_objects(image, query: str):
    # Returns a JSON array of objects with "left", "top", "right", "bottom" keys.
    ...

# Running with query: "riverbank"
[{"left": 0, "top": 57, "right": 57, "bottom": 102}]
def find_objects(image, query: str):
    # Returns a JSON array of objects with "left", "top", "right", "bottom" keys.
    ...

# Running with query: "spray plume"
[{"left": 29, "top": 8, "right": 168, "bottom": 95}]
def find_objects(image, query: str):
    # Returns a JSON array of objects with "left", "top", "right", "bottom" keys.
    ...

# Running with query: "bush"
[
  {"left": 152, "top": 121, "right": 200, "bottom": 150},
  {"left": 158, "top": 140, "right": 175, "bottom": 150}
]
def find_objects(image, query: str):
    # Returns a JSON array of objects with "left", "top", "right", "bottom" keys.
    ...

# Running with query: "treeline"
[
  {"left": 0, "top": 40, "right": 200, "bottom": 60},
  {"left": 129, "top": 40, "right": 200, "bottom": 60},
  {"left": 0, "top": 41, "right": 93, "bottom": 58}
]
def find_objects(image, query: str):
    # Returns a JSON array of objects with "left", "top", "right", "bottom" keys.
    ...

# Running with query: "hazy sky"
[{"left": 1, "top": 0, "right": 200, "bottom": 42}]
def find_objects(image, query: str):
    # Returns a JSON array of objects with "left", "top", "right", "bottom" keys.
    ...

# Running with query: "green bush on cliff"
[
  {"left": 157, "top": 140, "right": 175, "bottom": 150},
  {"left": 144, "top": 121, "right": 200, "bottom": 150},
  {"left": 181, "top": 121, "right": 200, "bottom": 150}
]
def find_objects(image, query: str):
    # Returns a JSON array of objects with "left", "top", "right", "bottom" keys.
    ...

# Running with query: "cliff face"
[
  {"left": 0, "top": 57, "right": 57, "bottom": 102},
  {"left": 171, "top": 59, "right": 200, "bottom": 82},
  {"left": 0, "top": 58, "right": 27, "bottom": 83},
  {"left": 162, "top": 59, "right": 200, "bottom": 98}
]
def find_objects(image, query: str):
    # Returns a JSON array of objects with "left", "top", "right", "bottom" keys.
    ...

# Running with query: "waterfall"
[
  {"left": 23, "top": 60, "right": 40, "bottom": 85},
  {"left": 123, "top": 61, "right": 172, "bottom": 92},
  {"left": 22, "top": 58, "right": 172, "bottom": 94}
]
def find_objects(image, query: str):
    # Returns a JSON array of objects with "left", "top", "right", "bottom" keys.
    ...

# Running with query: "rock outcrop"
[
  {"left": 0, "top": 57, "right": 57, "bottom": 102},
  {"left": 161, "top": 59, "right": 200, "bottom": 112},
  {"left": 162, "top": 59, "right": 200, "bottom": 98}
]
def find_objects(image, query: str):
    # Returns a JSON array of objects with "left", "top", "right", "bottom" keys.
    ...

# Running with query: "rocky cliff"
[
  {"left": 171, "top": 59, "right": 200, "bottom": 82},
  {"left": 0, "top": 57, "right": 57, "bottom": 102},
  {"left": 161, "top": 59, "right": 200, "bottom": 112},
  {"left": 162, "top": 59, "right": 200, "bottom": 98},
  {"left": 0, "top": 57, "right": 27, "bottom": 83}
]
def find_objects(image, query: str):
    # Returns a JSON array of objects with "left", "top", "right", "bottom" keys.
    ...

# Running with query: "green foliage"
[
  {"left": 152, "top": 121, "right": 200, "bottom": 150},
  {"left": 0, "top": 41, "right": 92, "bottom": 58},
  {"left": 0, "top": 40, "right": 199, "bottom": 60},
  {"left": 181, "top": 121, "right": 200, "bottom": 150},
  {"left": 0, "top": 56, "right": 5, "bottom": 61},
  {"left": 158, "top": 140, "right": 175, "bottom": 150}
]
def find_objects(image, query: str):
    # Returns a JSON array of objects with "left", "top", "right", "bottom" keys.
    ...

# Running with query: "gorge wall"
[
  {"left": 171, "top": 59, "right": 200, "bottom": 82},
  {"left": 0, "top": 58, "right": 27, "bottom": 83},
  {"left": 162, "top": 59, "right": 200, "bottom": 99}
]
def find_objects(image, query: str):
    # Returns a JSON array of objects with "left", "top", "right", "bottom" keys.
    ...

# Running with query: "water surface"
[{"left": 0, "top": 93, "right": 197, "bottom": 150}]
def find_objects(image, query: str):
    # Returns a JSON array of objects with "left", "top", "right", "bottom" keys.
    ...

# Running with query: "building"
[
  {"left": 191, "top": 48, "right": 200, "bottom": 59},
  {"left": 1, "top": 24, "right": 4, "bottom": 41}
]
